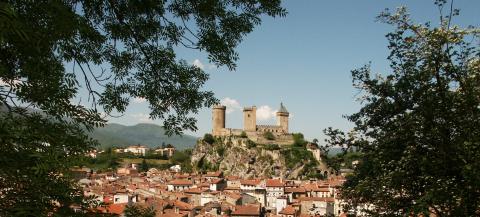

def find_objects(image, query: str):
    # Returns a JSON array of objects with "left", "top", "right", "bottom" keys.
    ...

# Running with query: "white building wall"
[
  {"left": 113, "top": 194, "right": 129, "bottom": 204},
  {"left": 276, "top": 198, "right": 288, "bottom": 215}
]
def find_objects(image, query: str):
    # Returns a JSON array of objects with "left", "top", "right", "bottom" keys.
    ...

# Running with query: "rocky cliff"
[{"left": 190, "top": 136, "right": 330, "bottom": 179}]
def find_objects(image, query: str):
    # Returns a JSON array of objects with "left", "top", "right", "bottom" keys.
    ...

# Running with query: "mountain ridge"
[{"left": 89, "top": 123, "right": 198, "bottom": 150}]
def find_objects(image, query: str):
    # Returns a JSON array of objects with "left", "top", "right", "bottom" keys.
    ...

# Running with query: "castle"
[{"left": 212, "top": 103, "right": 293, "bottom": 144}]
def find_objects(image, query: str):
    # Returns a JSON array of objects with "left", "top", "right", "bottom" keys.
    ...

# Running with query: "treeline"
[{"left": 79, "top": 147, "right": 193, "bottom": 173}]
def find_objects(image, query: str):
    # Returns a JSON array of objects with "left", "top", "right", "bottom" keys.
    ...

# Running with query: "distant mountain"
[{"left": 89, "top": 123, "right": 198, "bottom": 150}]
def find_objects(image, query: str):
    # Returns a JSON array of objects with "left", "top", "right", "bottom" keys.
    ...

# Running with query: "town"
[
  {"left": 2, "top": 1, "right": 477, "bottom": 216},
  {"left": 74, "top": 104, "right": 353, "bottom": 217},
  {"left": 77, "top": 157, "right": 348, "bottom": 217}
]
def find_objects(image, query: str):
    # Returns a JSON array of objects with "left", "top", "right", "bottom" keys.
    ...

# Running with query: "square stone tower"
[{"left": 243, "top": 106, "right": 257, "bottom": 132}]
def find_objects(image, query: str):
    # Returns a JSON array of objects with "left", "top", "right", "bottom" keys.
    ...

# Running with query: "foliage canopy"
[
  {"left": 324, "top": 1, "right": 480, "bottom": 215},
  {"left": 0, "top": 0, "right": 285, "bottom": 215}
]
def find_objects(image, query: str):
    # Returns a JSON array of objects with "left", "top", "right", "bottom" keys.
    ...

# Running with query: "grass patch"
[{"left": 121, "top": 158, "right": 169, "bottom": 165}]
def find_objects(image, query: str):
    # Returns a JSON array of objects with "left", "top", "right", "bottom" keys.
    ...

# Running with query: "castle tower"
[
  {"left": 276, "top": 103, "right": 289, "bottom": 133},
  {"left": 212, "top": 105, "right": 226, "bottom": 136},
  {"left": 243, "top": 106, "right": 257, "bottom": 132}
]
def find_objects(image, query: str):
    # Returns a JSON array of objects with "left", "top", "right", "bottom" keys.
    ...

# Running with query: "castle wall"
[
  {"left": 212, "top": 104, "right": 291, "bottom": 144},
  {"left": 256, "top": 125, "right": 286, "bottom": 134},
  {"left": 254, "top": 134, "right": 294, "bottom": 146}
]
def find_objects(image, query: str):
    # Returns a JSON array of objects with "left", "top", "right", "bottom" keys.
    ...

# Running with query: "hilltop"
[
  {"left": 89, "top": 123, "right": 198, "bottom": 150},
  {"left": 190, "top": 134, "right": 330, "bottom": 179}
]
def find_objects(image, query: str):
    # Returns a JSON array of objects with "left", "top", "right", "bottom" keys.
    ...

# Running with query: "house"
[
  {"left": 173, "top": 200, "right": 194, "bottom": 217},
  {"left": 168, "top": 180, "right": 193, "bottom": 192},
  {"left": 276, "top": 196, "right": 288, "bottom": 215},
  {"left": 117, "top": 167, "right": 138, "bottom": 176},
  {"left": 279, "top": 205, "right": 298, "bottom": 217},
  {"left": 284, "top": 187, "right": 306, "bottom": 201},
  {"left": 226, "top": 176, "right": 242, "bottom": 191},
  {"left": 125, "top": 145, "right": 149, "bottom": 156},
  {"left": 221, "top": 191, "right": 242, "bottom": 205},
  {"left": 113, "top": 191, "right": 138, "bottom": 204},
  {"left": 204, "top": 201, "right": 222, "bottom": 216},
  {"left": 265, "top": 179, "right": 284, "bottom": 211},
  {"left": 200, "top": 191, "right": 219, "bottom": 206},
  {"left": 209, "top": 178, "right": 227, "bottom": 191},
  {"left": 231, "top": 204, "right": 261, "bottom": 217},
  {"left": 298, "top": 197, "right": 335, "bottom": 216},
  {"left": 240, "top": 179, "right": 262, "bottom": 191},
  {"left": 184, "top": 188, "right": 205, "bottom": 206},
  {"left": 155, "top": 146, "right": 176, "bottom": 157},
  {"left": 240, "top": 182, "right": 266, "bottom": 207},
  {"left": 205, "top": 171, "right": 223, "bottom": 181}
]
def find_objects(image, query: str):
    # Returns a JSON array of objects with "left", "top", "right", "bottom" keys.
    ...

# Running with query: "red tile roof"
[
  {"left": 168, "top": 179, "right": 193, "bottom": 186},
  {"left": 174, "top": 200, "right": 193, "bottom": 210},
  {"left": 285, "top": 187, "right": 306, "bottom": 193},
  {"left": 279, "top": 205, "right": 297, "bottom": 215},
  {"left": 297, "top": 197, "right": 335, "bottom": 202},
  {"left": 240, "top": 179, "right": 261, "bottom": 186},
  {"left": 210, "top": 178, "right": 224, "bottom": 184},
  {"left": 98, "top": 203, "right": 127, "bottom": 215},
  {"left": 231, "top": 205, "right": 261, "bottom": 216},
  {"left": 226, "top": 176, "right": 240, "bottom": 180},
  {"left": 266, "top": 179, "right": 284, "bottom": 187},
  {"left": 206, "top": 171, "right": 223, "bottom": 177},
  {"left": 184, "top": 188, "right": 205, "bottom": 194}
]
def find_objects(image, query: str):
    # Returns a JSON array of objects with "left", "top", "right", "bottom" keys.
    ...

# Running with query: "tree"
[
  {"left": 292, "top": 133, "right": 306, "bottom": 147},
  {"left": 140, "top": 158, "right": 149, "bottom": 172},
  {"left": 124, "top": 204, "right": 156, "bottom": 217},
  {"left": 263, "top": 131, "right": 275, "bottom": 140},
  {"left": 324, "top": 1, "right": 480, "bottom": 215},
  {"left": 203, "top": 133, "right": 215, "bottom": 145},
  {"left": 0, "top": 1, "right": 286, "bottom": 216}
]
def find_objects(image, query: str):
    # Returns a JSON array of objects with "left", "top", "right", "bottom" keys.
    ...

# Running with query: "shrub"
[
  {"left": 203, "top": 133, "right": 215, "bottom": 144},
  {"left": 217, "top": 146, "right": 226, "bottom": 157},
  {"left": 246, "top": 139, "right": 257, "bottom": 149},
  {"left": 171, "top": 150, "right": 191, "bottom": 164},
  {"left": 264, "top": 144, "right": 280, "bottom": 150},
  {"left": 263, "top": 131, "right": 275, "bottom": 140},
  {"left": 240, "top": 131, "right": 248, "bottom": 138},
  {"left": 281, "top": 146, "right": 316, "bottom": 169},
  {"left": 292, "top": 133, "right": 307, "bottom": 147}
]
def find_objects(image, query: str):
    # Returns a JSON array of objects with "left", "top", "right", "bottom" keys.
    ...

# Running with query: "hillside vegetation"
[
  {"left": 190, "top": 134, "right": 329, "bottom": 179},
  {"left": 89, "top": 123, "right": 198, "bottom": 150}
]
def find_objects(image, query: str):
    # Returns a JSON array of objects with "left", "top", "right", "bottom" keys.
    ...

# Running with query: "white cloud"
[
  {"left": 221, "top": 97, "right": 241, "bottom": 114},
  {"left": 192, "top": 59, "right": 205, "bottom": 70},
  {"left": 133, "top": 97, "right": 146, "bottom": 104},
  {"left": 130, "top": 113, "right": 153, "bottom": 123},
  {"left": 256, "top": 105, "right": 277, "bottom": 121}
]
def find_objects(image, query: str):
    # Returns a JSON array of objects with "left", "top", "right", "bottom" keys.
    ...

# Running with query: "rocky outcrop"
[{"left": 191, "top": 136, "right": 329, "bottom": 179}]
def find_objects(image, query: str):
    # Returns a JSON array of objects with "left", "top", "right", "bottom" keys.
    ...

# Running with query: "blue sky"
[{"left": 107, "top": 1, "right": 480, "bottom": 143}]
